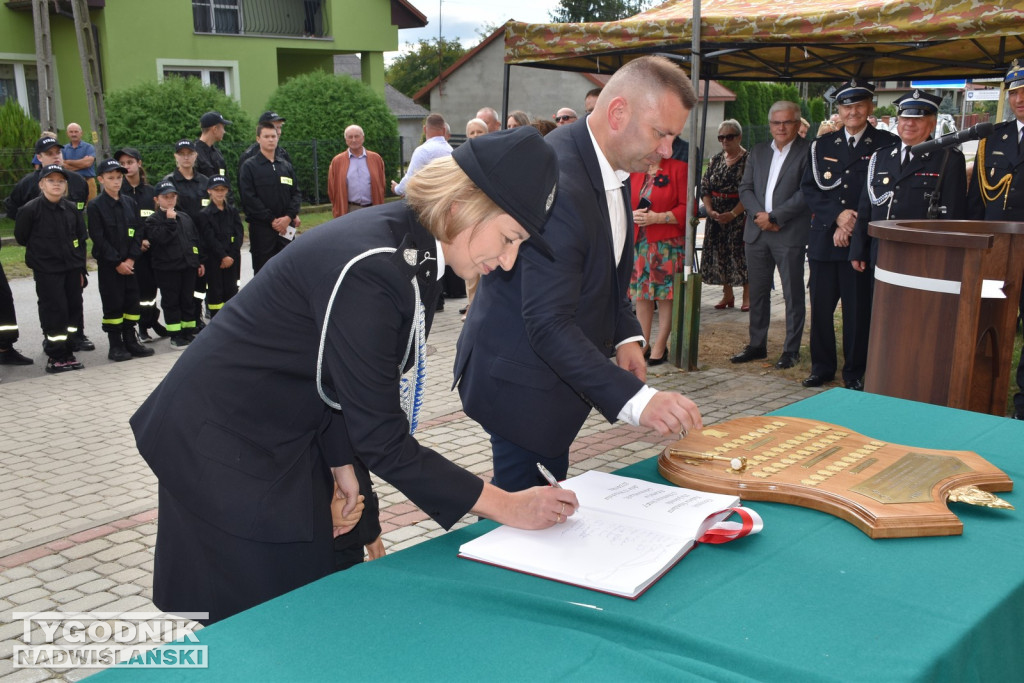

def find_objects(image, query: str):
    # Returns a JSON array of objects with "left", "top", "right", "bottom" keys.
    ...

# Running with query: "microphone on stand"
[{"left": 909, "top": 122, "right": 995, "bottom": 156}]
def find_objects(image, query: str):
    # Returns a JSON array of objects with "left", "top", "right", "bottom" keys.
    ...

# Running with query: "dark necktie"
[
  {"left": 848, "top": 136, "right": 855, "bottom": 150},
  {"left": 901, "top": 147, "right": 911, "bottom": 169}
]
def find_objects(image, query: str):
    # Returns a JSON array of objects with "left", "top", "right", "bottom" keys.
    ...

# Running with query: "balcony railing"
[{"left": 192, "top": 0, "right": 330, "bottom": 39}]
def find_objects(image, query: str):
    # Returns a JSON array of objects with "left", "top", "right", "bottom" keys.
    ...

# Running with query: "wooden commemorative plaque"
[{"left": 658, "top": 416, "right": 1014, "bottom": 539}]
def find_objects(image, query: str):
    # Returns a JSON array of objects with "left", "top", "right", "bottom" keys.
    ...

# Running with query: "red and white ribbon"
[{"left": 697, "top": 507, "right": 764, "bottom": 544}]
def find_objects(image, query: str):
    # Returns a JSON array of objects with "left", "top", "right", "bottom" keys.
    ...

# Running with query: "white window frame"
[
  {"left": 156, "top": 59, "right": 240, "bottom": 101},
  {"left": 0, "top": 52, "right": 62, "bottom": 122}
]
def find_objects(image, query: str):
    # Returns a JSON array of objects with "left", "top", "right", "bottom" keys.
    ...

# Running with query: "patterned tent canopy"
[{"left": 505, "top": 0, "right": 1024, "bottom": 81}]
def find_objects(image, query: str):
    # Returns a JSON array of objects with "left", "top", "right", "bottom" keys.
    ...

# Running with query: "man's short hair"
[
  {"left": 257, "top": 121, "right": 278, "bottom": 135},
  {"left": 604, "top": 56, "right": 697, "bottom": 111},
  {"left": 425, "top": 113, "right": 446, "bottom": 133},
  {"left": 585, "top": 88, "right": 603, "bottom": 100},
  {"left": 768, "top": 101, "right": 801, "bottom": 120}
]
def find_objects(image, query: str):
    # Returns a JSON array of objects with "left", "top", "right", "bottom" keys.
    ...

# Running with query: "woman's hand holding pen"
[{"left": 472, "top": 483, "right": 579, "bottom": 530}]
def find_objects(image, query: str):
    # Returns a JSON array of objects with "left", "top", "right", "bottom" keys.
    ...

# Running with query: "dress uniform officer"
[
  {"left": 13, "top": 165, "right": 89, "bottom": 373},
  {"left": 130, "top": 126, "right": 578, "bottom": 624},
  {"left": 851, "top": 90, "right": 968, "bottom": 269},
  {"left": 801, "top": 79, "right": 897, "bottom": 390},
  {"left": 6, "top": 136, "right": 95, "bottom": 353},
  {"left": 967, "top": 60, "right": 1024, "bottom": 418},
  {"left": 86, "top": 158, "right": 155, "bottom": 362}
]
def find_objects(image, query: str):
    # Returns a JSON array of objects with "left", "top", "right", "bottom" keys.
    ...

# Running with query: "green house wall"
[{"left": 0, "top": 0, "right": 399, "bottom": 141}]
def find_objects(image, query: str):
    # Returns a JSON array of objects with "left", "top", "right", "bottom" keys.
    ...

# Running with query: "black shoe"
[
  {"left": 436, "top": 298, "right": 445, "bottom": 312},
  {"left": 802, "top": 373, "right": 832, "bottom": 388},
  {"left": 1012, "top": 411, "right": 1024, "bottom": 421},
  {"left": 774, "top": 352, "right": 800, "bottom": 369},
  {"left": 647, "top": 351, "right": 667, "bottom": 367},
  {"left": 458, "top": 305, "right": 469, "bottom": 315},
  {"left": 730, "top": 346, "right": 767, "bottom": 363},
  {"left": 123, "top": 328, "right": 156, "bottom": 357},
  {"left": 137, "top": 328, "right": 153, "bottom": 343},
  {"left": 70, "top": 334, "right": 95, "bottom": 352},
  {"left": 844, "top": 378, "right": 865, "bottom": 391},
  {"left": 194, "top": 319, "right": 206, "bottom": 333},
  {"left": 45, "top": 356, "right": 84, "bottom": 373},
  {"left": 0, "top": 346, "right": 34, "bottom": 365}
]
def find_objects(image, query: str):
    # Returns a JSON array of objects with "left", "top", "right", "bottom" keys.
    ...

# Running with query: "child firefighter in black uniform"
[
  {"left": 146, "top": 180, "right": 203, "bottom": 348},
  {"left": 13, "top": 165, "right": 88, "bottom": 373},
  {"left": 87, "top": 158, "right": 155, "bottom": 361},
  {"left": 197, "top": 175, "right": 243, "bottom": 317}
]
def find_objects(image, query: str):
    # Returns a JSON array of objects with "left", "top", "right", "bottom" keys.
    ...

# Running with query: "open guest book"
[{"left": 458, "top": 470, "right": 761, "bottom": 598}]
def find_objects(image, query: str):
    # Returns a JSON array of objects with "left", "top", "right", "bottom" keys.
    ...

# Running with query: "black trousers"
[
  {"left": 154, "top": 268, "right": 197, "bottom": 333},
  {"left": 205, "top": 258, "right": 240, "bottom": 315},
  {"left": 33, "top": 269, "right": 83, "bottom": 359},
  {"left": 249, "top": 221, "right": 288, "bottom": 274},
  {"left": 153, "top": 465, "right": 334, "bottom": 625},
  {"left": 807, "top": 259, "right": 872, "bottom": 382},
  {"left": 0, "top": 263, "right": 19, "bottom": 347},
  {"left": 97, "top": 263, "right": 141, "bottom": 332},
  {"left": 1013, "top": 283, "right": 1024, "bottom": 415},
  {"left": 135, "top": 252, "right": 162, "bottom": 328}
]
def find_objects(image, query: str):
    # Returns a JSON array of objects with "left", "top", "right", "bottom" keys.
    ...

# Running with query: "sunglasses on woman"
[{"left": 717, "top": 133, "right": 739, "bottom": 142}]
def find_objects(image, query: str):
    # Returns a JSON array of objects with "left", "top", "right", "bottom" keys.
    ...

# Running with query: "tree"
[
  {"left": 265, "top": 70, "right": 399, "bottom": 200},
  {"left": 0, "top": 99, "right": 41, "bottom": 195},
  {"left": 386, "top": 38, "right": 467, "bottom": 99},
  {"left": 549, "top": 0, "right": 655, "bottom": 22}
]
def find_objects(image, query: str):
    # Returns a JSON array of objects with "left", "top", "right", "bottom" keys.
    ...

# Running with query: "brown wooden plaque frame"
[{"left": 658, "top": 416, "right": 1013, "bottom": 539}]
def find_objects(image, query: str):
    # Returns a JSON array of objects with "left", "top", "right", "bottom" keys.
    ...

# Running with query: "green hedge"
[
  {"left": 0, "top": 100, "right": 42, "bottom": 199},
  {"left": 263, "top": 70, "right": 399, "bottom": 201},
  {"left": 105, "top": 76, "right": 255, "bottom": 185}
]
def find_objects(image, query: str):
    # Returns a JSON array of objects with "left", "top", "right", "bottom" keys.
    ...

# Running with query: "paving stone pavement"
[{"left": 0, "top": 250, "right": 819, "bottom": 681}]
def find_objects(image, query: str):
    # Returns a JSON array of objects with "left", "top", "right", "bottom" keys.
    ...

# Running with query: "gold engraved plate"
[{"left": 851, "top": 453, "right": 972, "bottom": 503}]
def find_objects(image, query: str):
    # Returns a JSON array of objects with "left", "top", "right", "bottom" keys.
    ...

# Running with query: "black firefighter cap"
[
  {"left": 35, "top": 136, "right": 61, "bottom": 155},
  {"left": 451, "top": 126, "right": 557, "bottom": 257},
  {"left": 96, "top": 158, "right": 126, "bottom": 175},
  {"left": 200, "top": 111, "right": 232, "bottom": 128},
  {"left": 896, "top": 90, "right": 942, "bottom": 117},
  {"left": 155, "top": 180, "right": 178, "bottom": 196},
  {"left": 834, "top": 78, "right": 875, "bottom": 106}
]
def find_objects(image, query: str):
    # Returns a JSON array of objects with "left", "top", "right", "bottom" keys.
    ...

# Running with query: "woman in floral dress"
[{"left": 700, "top": 119, "right": 749, "bottom": 310}]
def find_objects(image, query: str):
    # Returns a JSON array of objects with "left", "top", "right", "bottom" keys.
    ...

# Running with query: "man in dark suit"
[
  {"left": 801, "top": 80, "right": 897, "bottom": 390},
  {"left": 732, "top": 101, "right": 811, "bottom": 369},
  {"left": 850, "top": 91, "right": 968, "bottom": 270},
  {"left": 968, "top": 60, "right": 1024, "bottom": 417},
  {"left": 455, "top": 56, "right": 703, "bottom": 492}
]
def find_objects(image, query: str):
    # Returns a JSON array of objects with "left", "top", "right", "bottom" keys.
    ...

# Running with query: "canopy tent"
[
  {"left": 504, "top": 0, "right": 1024, "bottom": 82},
  {"left": 502, "top": 0, "right": 1024, "bottom": 369}
]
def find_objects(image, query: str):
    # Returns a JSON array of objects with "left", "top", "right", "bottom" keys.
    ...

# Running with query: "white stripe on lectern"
[{"left": 874, "top": 267, "right": 1006, "bottom": 299}]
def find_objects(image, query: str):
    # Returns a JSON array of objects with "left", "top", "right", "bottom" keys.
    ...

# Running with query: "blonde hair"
[{"left": 403, "top": 156, "right": 504, "bottom": 243}]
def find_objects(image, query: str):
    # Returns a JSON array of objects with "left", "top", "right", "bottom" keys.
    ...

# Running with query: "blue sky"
[{"left": 386, "top": 0, "right": 563, "bottom": 62}]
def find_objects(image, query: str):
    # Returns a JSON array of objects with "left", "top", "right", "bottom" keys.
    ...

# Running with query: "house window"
[
  {"left": 163, "top": 67, "right": 233, "bottom": 97},
  {"left": 192, "top": 0, "right": 242, "bottom": 34},
  {"left": 0, "top": 61, "right": 40, "bottom": 120}
]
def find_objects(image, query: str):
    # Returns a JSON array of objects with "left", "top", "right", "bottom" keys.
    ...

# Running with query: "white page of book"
[{"left": 458, "top": 471, "right": 741, "bottom": 597}]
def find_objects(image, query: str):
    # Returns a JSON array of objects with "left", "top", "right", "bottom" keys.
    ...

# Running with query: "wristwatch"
[{"left": 768, "top": 213, "right": 778, "bottom": 225}]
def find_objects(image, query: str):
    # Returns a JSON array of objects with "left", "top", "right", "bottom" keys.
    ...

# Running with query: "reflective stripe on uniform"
[
  {"left": 208, "top": 302, "right": 224, "bottom": 310},
  {"left": 102, "top": 317, "right": 124, "bottom": 326},
  {"left": 139, "top": 298, "right": 158, "bottom": 307},
  {"left": 124, "top": 313, "right": 141, "bottom": 321}
]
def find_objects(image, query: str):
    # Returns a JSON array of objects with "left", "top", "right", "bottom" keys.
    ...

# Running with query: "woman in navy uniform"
[{"left": 131, "top": 127, "right": 578, "bottom": 624}]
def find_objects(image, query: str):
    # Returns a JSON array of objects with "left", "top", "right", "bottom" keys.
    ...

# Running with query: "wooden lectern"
[{"left": 865, "top": 220, "right": 1024, "bottom": 415}]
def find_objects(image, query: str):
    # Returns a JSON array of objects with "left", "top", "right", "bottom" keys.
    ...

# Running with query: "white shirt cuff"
[
  {"left": 616, "top": 335, "right": 646, "bottom": 349},
  {"left": 617, "top": 385, "right": 657, "bottom": 425}
]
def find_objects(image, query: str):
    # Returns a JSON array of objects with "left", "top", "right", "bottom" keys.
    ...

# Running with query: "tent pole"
[
  {"left": 676, "top": 0, "right": 702, "bottom": 371},
  {"left": 502, "top": 63, "right": 511, "bottom": 129}
]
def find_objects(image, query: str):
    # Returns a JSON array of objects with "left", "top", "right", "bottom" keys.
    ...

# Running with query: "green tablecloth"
[{"left": 99, "top": 389, "right": 1024, "bottom": 681}]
